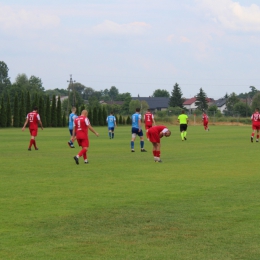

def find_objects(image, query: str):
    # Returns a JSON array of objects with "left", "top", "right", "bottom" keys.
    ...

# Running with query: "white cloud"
[
  {"left": 0, "top": 4, "right": 60, "bottom": 30},
  {"left": 92, "top": 20, "right": 151, "bottom": 35},
  {"left": 196, "top": 0, "right": 260, "bottom": 31}
]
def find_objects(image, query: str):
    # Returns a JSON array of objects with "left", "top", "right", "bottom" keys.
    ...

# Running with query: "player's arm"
[
  {"left": 187, "top": 118, "right": 189, "bottom": 124},
  {"left": 138, "top": 118, "right": 142, "bottom": 132},
  {"left": 22, "top": 117, "right": 29, "bottom": 131},
  {"left": 114, "top": 118, "right": 117, "bottom": 127},
  {"left": 89, "top": 125, "right": 99, "bottom": 137},
  {"left": 39, "top": 120, "right": 43, "bottom": 130},
  {"left": 152, "top": 115, "right": 156, "bottom": 125}
]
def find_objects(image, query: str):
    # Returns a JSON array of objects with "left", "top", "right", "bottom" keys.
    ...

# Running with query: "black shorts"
[{"left": 180, "top": 124, "right": 187, "bottom": 132}]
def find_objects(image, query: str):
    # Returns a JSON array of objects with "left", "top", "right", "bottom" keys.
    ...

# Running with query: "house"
[
  {"left": 101, "top": 100, "right": 125, "bottom": 106},
  {"left": 214, "top": 98, "right": 227, "bottom": 113},
  {"left": 131, "top": 97, "right": 170, "bottom": 112},
  {"left": 183, "top": 97, "right": 215, "bottom": 112}
]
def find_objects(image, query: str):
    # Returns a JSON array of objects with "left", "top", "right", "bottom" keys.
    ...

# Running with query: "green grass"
[{"left": 1, "top": 125, "right": 260, "bottom": 259}]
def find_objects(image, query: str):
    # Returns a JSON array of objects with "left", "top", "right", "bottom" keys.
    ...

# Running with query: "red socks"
[{"left": 78, "top": 148, "right": 87, "bottom": 157}]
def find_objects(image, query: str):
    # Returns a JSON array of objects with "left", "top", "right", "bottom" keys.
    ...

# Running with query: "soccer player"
[
  {"left": 72, "top": 110, "right": 99, "bottom": 164},
  {"left": 177, "top": 110, "right": 189, "bottom": 141},
  {"left": 130, "top": 108, "right": 147, "bottom": 152},
  {"left": 147, "top": 125, "right": 171, "bottom": 162},
  {"left": 202, "top": 111, "right": 209, "bottom": 131},
  {"left": 144, "top": 108, "right": 156, "bottom": 139},
  {"left": 68, "top": 107, "right": 77, "bottom": 148},
  {"left": 250, "top": 107, "right": 260, "bottom": 143},
  {"left": 22, "top": 106, "right": 43, "bottom": 150},
  {"left": 106, "top": 112, "right": 117, "bottom": 139}
]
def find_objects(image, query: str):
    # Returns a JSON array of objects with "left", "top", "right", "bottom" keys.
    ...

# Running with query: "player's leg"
[
  {"left": 180, "top": 125, "right": 184, "bottom": 140},
  {"left": 256, "top": 129, "right": 259, "bottom": 142},
  {"left": 139, "top": 131, "right": 147, "bottom": 152},
  {"left": 68, "top": 129, "right": 75, "bottom": 148},
  {"left": 131, "top": 130, "right": 136, "bottom": 152},
  {"left": 28, "top": 136, "right": 35, "bottom": 150},
  {"left": 251, "top": 126, "right": 256, "bottom": 142},
  {"left": 111, "top": 127, "right": 115, "bottom": 139},
  {"left": 156, "top": 143, "right": 162, "bottom": 162},
  {"left": 184, "top": 125, "right": 187, "bottom": 140}
]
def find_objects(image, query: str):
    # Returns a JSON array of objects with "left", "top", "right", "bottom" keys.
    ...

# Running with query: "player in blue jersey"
[
  {"left": 130, "top": 108, "right": 147, "bottom": 152},
  {"left": 106, "top": 112, "right": 117, "bottom": 139},
  {"left": 68, "top": 107, "right": 78, "bottom": 148}
]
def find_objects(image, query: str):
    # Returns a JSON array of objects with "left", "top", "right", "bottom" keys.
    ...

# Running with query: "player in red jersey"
[
  {"left": 144, "top": 109, "right": 156, "bottom": 139},
  {"left": 250, "top": 108, "right": 260, "bottom": 143},
  {"left": 202, "top": 112, "right": 209, "bottom": 131},
  {"left": 147, "top": 125, "right": 171, "bottom": 162},
  {"left": 71, "top": 110, "right": 99, "bottom": 164},
  {"left": 22, "top": 107, "right": 43, "bottom": 150}
]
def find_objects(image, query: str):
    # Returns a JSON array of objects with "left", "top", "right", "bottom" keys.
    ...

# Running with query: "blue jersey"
[
  {"left": 132, "top": 113, "right": 141, "bottom": 129},
  {"left": 107, "top": 115, "right": 116, "bottom": 128},
  {"left": 69, "top": 113, "right": 77, "bottom": 130}
]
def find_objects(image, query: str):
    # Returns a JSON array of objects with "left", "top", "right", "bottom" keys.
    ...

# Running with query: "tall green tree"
[
  {"left": 152, "top": 89, "right": 170, "bottom": 97},
  {"left": 252, "top": 93, "right": 260, "bottom": 112},
  {"left": 57, "top": 96, "right": 62, "bottom": 127},
  {"left": 0, "top": 96, "right": 6, "bottom": 127},
  {"left": 102, "top": 106, "right": 108, "bottom": 125},
  {"left": 93, "top": 107, "right": 98, "bottom": 126},
  {"left": 32, "top": 93, "right": 39, "bottom": 109},
  {"left": 226, "top": 92, "right": 240, "bottom": 113},
  {"left": 13, "top": 93, "right": 20, "bottom": 127},
  {"left": 6, "top": 94, "right": 12, "bottom": 127},
  {"left": 98, "top": 107, "right": 103, "bottom": 126},
  {"left": 233, "top": 102, "right": 251, "bottom": 117},
  {"left": 195, "top": 88, "right": 208, "bottom": 111},
  {"left": 0, "top": 61, "right": 11, "bottom": 96},
  {"left": 108, "top": 86, "right": 119, "bottom": 101},
  {"left": 51, "top": 95, "right": 57, "bottom": 127},
  {"left": 39, "top": 96, "right": 46, "bottom": 127},
  {"left": 45, "top": 96, "right": 51, "bottom": 127},
  {"left": 88, "top": 107, "right": 93, "bottom": 124},
  {"left": 169, "top": 83, "right": 183, "bottom": 108},
  {"left": 19, "top": 92, "right": 26, "bottom": 127},
  {"left": 26, "top": 91, "right": 31, "bottom": 114},
  {"left": 62, "top": 111, "right": 67, "bottom": 127}
]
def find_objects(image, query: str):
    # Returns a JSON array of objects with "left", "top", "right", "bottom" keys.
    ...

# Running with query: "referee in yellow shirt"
[{"left": 177, "top": 110, "right": 189, "bottom": 141}]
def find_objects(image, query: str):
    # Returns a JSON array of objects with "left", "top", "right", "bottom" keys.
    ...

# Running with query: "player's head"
[
  {"left": 81, "top": 110, "right": 88, "bottom": 117},
  {"left": 256, "top": 108, "right": 259, "bottom": 112},
  {"left": 182, "top": 110, "right": 185, "bottom": 114},
  {"left": 136, "top": 108, "right": 140, "bottom": 113},
  {"left": 147, "top": 109, "right": 151, "bottom": 112},
  {"left": 71, "top": 107, "right": 76, "bottom": 113},
  {"left": 165, "top": 130, "right": 171, "bottom": 137},
  {"left": 33, "top": 106, "right": 38, "bottom": 111},
  {"left": 110, "top": 111, "right": 114, "bottom": 115}
]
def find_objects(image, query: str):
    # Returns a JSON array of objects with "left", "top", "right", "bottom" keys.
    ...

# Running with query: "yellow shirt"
[{"left": 178, "top": 114, "right": 188, "bottom": 124}]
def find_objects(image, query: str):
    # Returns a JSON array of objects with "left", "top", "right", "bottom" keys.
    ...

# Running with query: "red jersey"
[
  {"left": 144, "top": 112, "right": 154, "bottom": 127},
  {"left": 149, "top": 125, "right": 167, "bottom": 134},
  {"left": 202, "top": 113, "right": 208, "bottom": 122},
  {"left": 148, "top": 125, "right": 168, "bottom": 143},
  {"left": 74, "top": 115, "right": 90, "bottom": 139},
  {"left": 251, "top": 112, "right": 260, "bottom": 124},
  {"left": 27, "top": 111, "right": 40, "bottom": 130}
]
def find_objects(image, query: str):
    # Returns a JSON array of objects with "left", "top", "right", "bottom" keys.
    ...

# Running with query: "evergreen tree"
[
  {"left": 119, "top": 115, "right": 123, "bottom": 125},
  {"left": 80, "top": 104, "right": 85, "bottom": 112},
  {"left": 0, "top": 96, "right": 7, "bottom": 127},
  {"left": 115, "top": 115, "right": 119, "bottom": 125},
  {"left": 26, "top": 91, "right": 31, "bottom": 114},
  {"left": 195, "top": 88, "right": 208, "bottom": 111},
  {"left": 51, "top": 95, "right": 57, "bottom": 127},
  {"left": 122, "top": 117, "right": 126, "bottom": 125},
  {"left": 45, "top": 95, "right": 51, "bottom": 127},
  {"left": 62, "top": 111, "right": 67, "bottom": 127},
  {"left": 32, "top": 93, "right": 39, "bottom": 109},
  {"left": 98, "top": 107, "right": 103, "bottom": 126},
  {"left": 88, "top": 107, "right": 93, "bottom": 124},
  {"left": 13, "top": 93, "right": 20, "bottom": 127},
  {"left": 39, "top": 95, "right": 46, "bottom": 127},
  {"left": 19, "top": 92, "right": 26, "bottom": 127},
  {"left": 102, "top": 106, "right": 108, "bottom": 125},
  {"left": 126, "top": 115, "right": 131, "bottom": 125},
  {"left": 57, "top": 96, "right": 62, "bottom": 127},
  {"left": 169, "top": 83, "right": 183, "bottom": 108},
  {"left": 76, "top": 103, "right": 80, "bottom": 116},
  {"left": 226, "top": 92, "right": 240, "bottom": 113},
  {"left": 93, "top": 107, "right": 98, "bottom": 126},
  {"left": 6, "top": 94, "right": 12, "bottom": 127}
]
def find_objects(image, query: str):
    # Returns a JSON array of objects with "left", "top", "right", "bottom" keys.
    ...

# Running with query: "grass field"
[{"left": 1, "top": 125, "right": 260, "bottom": 260}]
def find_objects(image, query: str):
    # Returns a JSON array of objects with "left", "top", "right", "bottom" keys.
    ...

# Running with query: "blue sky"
[{"left": 1, "top": 0, "right": 260, "bottom": 99}]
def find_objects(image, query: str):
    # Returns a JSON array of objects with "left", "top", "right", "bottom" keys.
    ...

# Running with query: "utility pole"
[{"left": 67, "top": 74, "right": 76, "bottom": 115}]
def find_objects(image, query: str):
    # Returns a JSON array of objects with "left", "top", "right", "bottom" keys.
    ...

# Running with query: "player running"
[
  {"left": 177, "top": 110, "right": 189, "bottom": 141},
  {"left": 250, "top": 108, "right": 260, "bottom": 143},
  {"left": 72, "top": 110, "right": 99, "bottom": 164},
  {"left": 144, "top": 108, "right": 156, "bottom": 139},
  {"left": 106, "top": 112, "right": 117, "bottom": 139},
  {"left": 22, "top": 106, "right": 43, "bottom": 150},
  {"left": 147, "top": 125, "right": 171, "bottom": 162},
  {"left": 68, "top": 107, "right": 78, "bottom": 148},
  {"left": 202, "top": 111, "right": 209, "bottom": 131},
  {"left": 130, "top": 108, "right": 147, "bottom": 152}
]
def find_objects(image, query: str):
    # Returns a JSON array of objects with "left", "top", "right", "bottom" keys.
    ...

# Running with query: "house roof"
[
  {"left": 214, "top": 98, "right": 227, "bottom": 107},
  {"left": 183, "top": 97, "right": 214, "bottom": 105},
  {"left": 132, "top": 97, "right": 169, "bottom": 109}
]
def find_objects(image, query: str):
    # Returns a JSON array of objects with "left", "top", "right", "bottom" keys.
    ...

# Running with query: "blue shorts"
[
  {"left": 108, "top": 127, "right": 114, "bottom": 131},
  {"left": 131, "top": 127, "right": 143, "bottom": 137}
]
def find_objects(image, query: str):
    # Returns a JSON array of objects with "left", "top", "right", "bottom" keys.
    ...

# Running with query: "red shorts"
[
  {"left": 148, "top": 130, "right": 160, "bottom": 143},
  {"left": 252, "top": 124, "right": 260, "bottom": 130},
  {"left": 30, "top": 129, "right": 38, "bottom": 137},
  {"left": 77, "top": 138, "right": 89, "bottom": 147},
  {"left": 203, "top": 121, "right": 208, "bottom": 126},
  {"left": 145, "top": 125, "right": 152, "bottom": 130}
]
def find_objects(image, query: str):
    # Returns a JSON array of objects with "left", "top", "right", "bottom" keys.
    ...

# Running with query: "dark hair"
[
  {"left": 34, "top": 107, "right": 38, "bottom": 111},
  {"left": 136, "top": 108, "right": 140, "bottom": 112}
]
